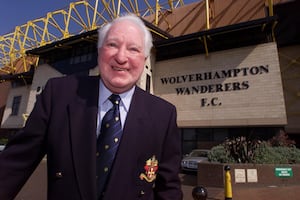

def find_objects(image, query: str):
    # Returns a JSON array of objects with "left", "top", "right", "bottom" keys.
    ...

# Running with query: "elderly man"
[{"left": 0, "top": 14, "right": 183, "bottom": 200}]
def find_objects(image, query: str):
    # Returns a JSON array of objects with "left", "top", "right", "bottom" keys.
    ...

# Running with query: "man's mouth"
[{"left": 112, "top": 66, "right": 127, "bottom": 71}]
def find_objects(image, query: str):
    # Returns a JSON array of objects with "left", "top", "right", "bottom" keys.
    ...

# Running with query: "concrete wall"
[
  {"left": 154, "top": 42, "right": 286, "bottom": 127},
  {"left": 1, "top": 64, "right": 63, "bottom": 128},
  {"left": 1, "top": 85, "right": 30, "bottom": 128},
  {"left": 0, "top": 81, "right": 10, "bottom": 125}
]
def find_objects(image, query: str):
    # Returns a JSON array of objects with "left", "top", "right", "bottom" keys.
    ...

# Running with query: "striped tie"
[{"left": 96, "top": 94, "right": 122, "bottom": 199}]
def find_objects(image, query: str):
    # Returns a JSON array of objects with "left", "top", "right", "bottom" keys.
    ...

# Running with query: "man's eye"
[
  {"left": 107, "top": 42, "right": 117, "bottom": 47},
  {"left": 129, "top": 47, "right": 140, "bottom": 53}
]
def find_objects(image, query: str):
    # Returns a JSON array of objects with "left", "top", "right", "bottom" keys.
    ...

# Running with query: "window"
[
  {"left": 11, "top": 96, "right": 22, "bottom": 116},
  {"left": 70, "top": 45, "right": 93, "bottom": 64}
]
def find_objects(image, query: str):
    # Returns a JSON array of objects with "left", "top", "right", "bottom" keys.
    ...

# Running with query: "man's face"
[{"left": 98, "top": 20, "right": 146, "bottom": 94}]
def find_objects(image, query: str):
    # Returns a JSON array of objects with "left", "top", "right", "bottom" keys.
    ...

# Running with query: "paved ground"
[{"left": 15, "top": 160, "right": 299, "bottom": 200}]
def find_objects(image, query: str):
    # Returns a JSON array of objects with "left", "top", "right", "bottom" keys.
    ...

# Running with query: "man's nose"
[{"left": 115, "top": 47, "right": 128, "bottom": 64}]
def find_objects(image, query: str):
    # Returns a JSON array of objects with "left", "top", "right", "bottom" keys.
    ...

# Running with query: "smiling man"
[
  {"left": 98, "top": 16, "right": 148, "bottom": 94},
  {"left": 0, "top": 14, "right": 183, "bottom": 200}
]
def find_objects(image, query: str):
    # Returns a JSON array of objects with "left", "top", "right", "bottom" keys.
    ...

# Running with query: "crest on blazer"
[{"left": 139, "top": 155, "right": 158, "bottom": 182}]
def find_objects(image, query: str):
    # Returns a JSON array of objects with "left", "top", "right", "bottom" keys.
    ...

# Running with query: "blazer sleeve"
[
  {"left": 154, "top": 104, "right": 183, "bottom": 200},
  {"left": 0, "top": 79, "right": 53, "bottom": 199}
]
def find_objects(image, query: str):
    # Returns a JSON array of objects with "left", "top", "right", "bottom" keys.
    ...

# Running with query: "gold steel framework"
[{"left": 0, "top": 0, "right": 185, "bottom": 75}]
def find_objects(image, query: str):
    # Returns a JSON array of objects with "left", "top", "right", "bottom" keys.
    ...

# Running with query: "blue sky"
[
  {"left": 0, "top": 0, "right": 73, "bottom": 35},
  {"left": 0, "top": 0, "right": 199, "bottom": 35}
]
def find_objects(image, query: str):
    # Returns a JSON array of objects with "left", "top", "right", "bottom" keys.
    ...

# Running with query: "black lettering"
[
  {"left": 208, "top": 85, "right": 215, "bottom": 93},
  {"left": 211, "top": 97, "right": 219, "bottom": 106},
  {"left": 241, "top": 81, "right": 249, "bottom": 90},
  {"left": 221, "top": 70, "right": 232, "bottom": 78},
  {"left": 259, "top": 65, "right": 269, "bottom": 74},
  {"left": 201, "top": 98, "right": 208, "bottom": 107},
  {"left": 169, "top": 77, "right": 176, "bottom": 84},
  {"left": 204, "top": 72, "right": 212, "bottom": 80},
  {"left": 232, "top": 82, "right": 241, "bottom": 90},
  {"left": 196, "top": 73, "right": 202, "bottom": 81},
  {"left": 160, "top": 77, "right": 169, "bottom": 84},
  {"left": 233, "top": 68, "right": 241, "bottom": 77},
  {"left": 200, "top": 85, "right": 208, "bottom": 93},
  {"left": 215, "top": 84, "right": 223, "bottom": 92},
  {"left": 250, "top": 66, "right": 260, "bottom": 75},
  {"left": 175, "top": 87, "right": 186, "bottom": 95},
  {"left": 241, "top": 67, "right": 249, "bottom": 76},
  {"left": 184, "top": 87, "right": 191, "bottom": 95},
  {"left": 191, "top": 86, "right": 199, "bottom": 94},
  {"left": 178, "top": 75, "right": 187, "bottom": 83},
  {"left": 213, "top": 71, "right": 221, "bottom": 79},
  {"left": 188, "top": 74, "right": 195, "bottom": 82},
  {"left": 224, "top": 83, "right": 232, "bottom": 91}
]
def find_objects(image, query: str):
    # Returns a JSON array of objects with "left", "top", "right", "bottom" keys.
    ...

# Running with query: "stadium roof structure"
[{"left": 155, "top": 16, "right": 278, "bottom": 61}]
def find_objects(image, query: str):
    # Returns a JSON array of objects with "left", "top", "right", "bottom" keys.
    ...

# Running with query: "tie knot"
[{"left": 108, "top": 94, "right": 121, "bottom": 106}]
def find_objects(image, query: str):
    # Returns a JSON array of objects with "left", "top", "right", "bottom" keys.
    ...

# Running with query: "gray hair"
[{"left": 97, "top": 14, "right": 153, "bottom": 57}]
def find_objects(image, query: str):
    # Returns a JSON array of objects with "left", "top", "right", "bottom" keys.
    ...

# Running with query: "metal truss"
[{"left": 0, "top": 0, "right": 186, "bottom": 75}]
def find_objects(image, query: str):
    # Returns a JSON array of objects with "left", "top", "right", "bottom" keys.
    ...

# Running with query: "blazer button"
[
  {"left": 139, "top": 190, "right": 145, "bottom": 197},
  {"left": 55, "top": 172, "right": 63, "bottom": 178}
]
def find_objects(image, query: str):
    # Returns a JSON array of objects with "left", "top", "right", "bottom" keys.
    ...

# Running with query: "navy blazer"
[{"left": 0, "top": 75, "right": 183, "bottom": 200}]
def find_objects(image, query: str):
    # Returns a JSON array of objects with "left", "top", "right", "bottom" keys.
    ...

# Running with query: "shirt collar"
[{"left": 99, "top": 79, "right": 135, "bottom": 112}]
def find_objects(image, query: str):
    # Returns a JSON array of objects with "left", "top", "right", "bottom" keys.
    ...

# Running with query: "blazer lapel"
[
  {"left": 120, "top": 87, "right": 150, "bottom": 150},
  {"left": 68, "top": 76, "right": 99, "bottom": 200}
]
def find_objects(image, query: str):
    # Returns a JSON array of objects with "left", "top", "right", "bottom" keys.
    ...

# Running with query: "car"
[{"left": 181, "top": 149, "right": 210, "bottom": 171}]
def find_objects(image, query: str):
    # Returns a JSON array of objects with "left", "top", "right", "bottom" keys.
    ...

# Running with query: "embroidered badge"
[{"left": 139, "top": 155, "right": 158, "bottom": 182}]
